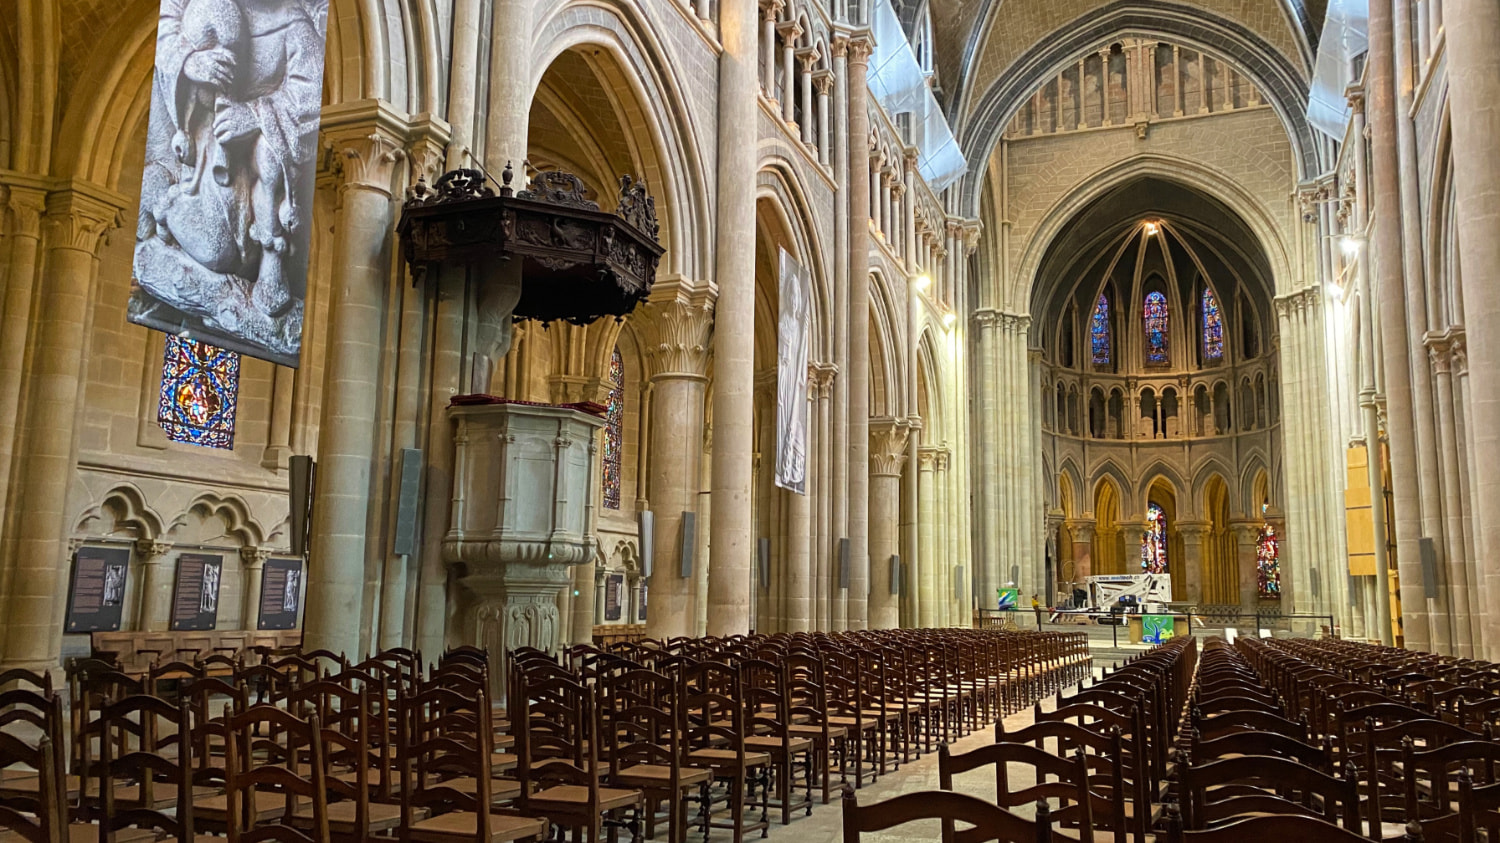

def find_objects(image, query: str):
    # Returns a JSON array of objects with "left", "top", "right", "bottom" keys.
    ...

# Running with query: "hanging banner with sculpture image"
[
  {"left": 130, "top": 0, "right": 331, "bottom": 367},
  {"left": 775, "top": 248, "right": 810, "bottom": 494}
]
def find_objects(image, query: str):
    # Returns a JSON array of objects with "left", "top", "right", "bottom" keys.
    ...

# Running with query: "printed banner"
[
  {"left": 1142, "top": 614, "right": 1175, "bottom": 645},
  {"left": 129, "top": 0, "right": 331, "bottom": 367},
  {"left": 775, "top": 248, "right": 810, "bottom": 494}
]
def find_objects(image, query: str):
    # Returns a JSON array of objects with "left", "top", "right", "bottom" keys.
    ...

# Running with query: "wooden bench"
[
  {"left": 592, "top": 624, "right": 645, "bottom": 648},
  {"left": 90, "top": 630, "right": 302, "bottom": 676}
]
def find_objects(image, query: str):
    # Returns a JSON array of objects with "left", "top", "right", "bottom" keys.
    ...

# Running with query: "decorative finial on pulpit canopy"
[{"left": 500, "top": 161, "right": 515, "bottom": 197}]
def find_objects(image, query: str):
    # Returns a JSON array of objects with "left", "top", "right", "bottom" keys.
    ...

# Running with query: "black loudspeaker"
[
  {"left": 838, "top": 539, "right": 850, "bottom": 589},
  {"left": 954, "top": 565, "right": 965, "bottom": 600},
  {"left": 1310, "top": 567, "right": 1321, "bottom": 598},
  {"left": 639, "top": 511, "right": 654, "bottom": 580},
  {"left": 392, "top": 449, "right": 422, "bottom": 556},
  {"left": 890, "top": 555, "right": 901, "bottom": 595},
  {"left": 679, "top": 512, "right": 696, "bottom": 579},
  {"left": 289, "top": 456, "right": 315, "bottom": 557},
  {"left": 758, "top": 538, "right": 770, "bottom": 589},
  {"left": 1420, "top": 537, "right": 1439, "bottom": 599}
]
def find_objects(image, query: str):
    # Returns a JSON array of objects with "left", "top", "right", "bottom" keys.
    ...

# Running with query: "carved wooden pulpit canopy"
[{"left": 398, "top": 165, "right": 663, "bottom": 324}]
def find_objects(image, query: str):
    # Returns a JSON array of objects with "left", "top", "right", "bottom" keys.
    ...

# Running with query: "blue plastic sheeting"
[
  {"left": 1307, "top": 0, "right": 1368, "bottom": 139},
  {"left": 868, "top": 0, "right": 968, "bottom": 190}
]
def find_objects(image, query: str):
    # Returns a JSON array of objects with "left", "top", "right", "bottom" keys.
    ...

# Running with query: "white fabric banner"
[
  {"left": 130, "top": 0, "right": 331, "bottom": 367},
  {"left": 775, "top": 248, "right": 810, "bottom": 494}
]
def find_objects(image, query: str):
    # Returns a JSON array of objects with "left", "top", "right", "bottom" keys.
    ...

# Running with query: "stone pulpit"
[{"left": 398, "top": 165, "right": 660, "bottom": 699}]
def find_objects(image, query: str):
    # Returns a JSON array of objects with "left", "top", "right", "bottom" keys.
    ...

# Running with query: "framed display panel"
[
  {"left": 604, "top": 574, "right": 624, "bottom": 622},
  {"left": 171, "top": 553, "right": 224, "bottom": 631},
  {"left": 258, "top": 557, "right": 304, "bottom": 630},
  {"left": 65, "top": 546, "right": 131, "bottom": 633}
]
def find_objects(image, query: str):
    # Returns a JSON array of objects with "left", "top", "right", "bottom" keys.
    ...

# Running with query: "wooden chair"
[
  {"left": 397, "top": 683, "right": 546, "bottom": 843},
  {"left": 938, "top": 740, "right": 1099, "bottom": 841},
  {"left": 1161, "top": 803, "right": 1420, "bottom": 843},
  {"left": 221, "top": 706, "right": 328, "bottom": 843},
  {"left": 88, "top": 693, "right": 198, "bottom": 843},
  {"left": 680, "top": 661, "right": 769, "bottom": 843},
  {"left": 840, "top": 786, "right": 1060, "bottom": 843},
  {"left": 601, "top": 669, "right": 710, "bottom": 843},
  {"left": 998, "top": 720, "right": 1134, "bottom": 843},
  {"left": 0, "top": 729, "right": 64, "bottom": 843},
  {"left": 513, "top": 677, "right": 642, "bottom": 843},
  {"left": 287, "top": 683, "right": 406, "bottom": 842},
  {"left": 1180, "top": 754, "right": 1360, "bottom": 832},
  {"left": 1457, "top": 765, "right": 1500, "bottom": 843},
  {"left": 1401, "top": 738, "right": 1500, "bottom": 841},
  {"left": 785, "top": 652, "right": 847, "bottom": 804}
]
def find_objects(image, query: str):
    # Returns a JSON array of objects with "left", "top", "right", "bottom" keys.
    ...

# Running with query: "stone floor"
[{"left": 689, "top": 691, "right": 1063, "bottom": 843}]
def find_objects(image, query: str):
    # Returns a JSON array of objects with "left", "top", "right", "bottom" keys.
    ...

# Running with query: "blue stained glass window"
[
  {"left": 602, "top": 346, "right": 624, "bottom": 510},
  {"left": 1144, "top": 291, "right": 1169, "bottom": 364},
  {"left": 158, "top": 335, "right": 239, "bottom": 449},
  {"left": 1090, "top": 294, "right": 1111, "bottom": 365},
  {"left": 1202, "top": 287, "right": 1224, "bottom": 361},
  {"left": 1141, "top": 502, "right": 1168, "bottom": 574}
]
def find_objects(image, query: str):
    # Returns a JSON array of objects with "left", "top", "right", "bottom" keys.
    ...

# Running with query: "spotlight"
[
  {"left": 915, "top": 275, "right": 932, "bottom": 292},
  {"left": 1340, "top": 236, "right": 1361, "bottom": 256},
  {"left": 1143, "top": 221, "right": 1159, "bottom": 236},
  {"left": 942, "top": 312, "right": 957, "bottom": 329}
]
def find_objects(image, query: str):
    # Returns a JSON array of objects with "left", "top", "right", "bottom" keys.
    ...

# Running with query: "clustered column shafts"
[{"left": 1445, "top": 0, "right": 1500, "bottom": 660}]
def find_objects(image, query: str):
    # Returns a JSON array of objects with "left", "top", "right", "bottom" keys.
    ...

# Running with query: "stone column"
[
  {"left": 0, "top": 182, "right": 44, "bottom": 574},
  {"left": 485, "top": 0, "right": 533, "bottom": 168},
  {"left": 760, "top": 2, "right": 779, "bottom": 97},
  {"left": 1430, "top": 332, "right": 1476, "bottom": 655},
  {"left": 637, "top": 292, "right": 713, "bottom": 640},
  {"left": 830, "top": 38, "right": 850, "bottom": 632},
  {"left": 1068, "top": 521, "right": 1095, "bottom": 584},
  {"left": 868, "top": 418, "right": 910, "bottom": 628},
  {"left": 785, "top": 375, "right": 813, "bottom": 631},
  {"left": 707, "top": 0, "right": 760, "bottom": 637},
  {"left": 814, "top": 72, "right": 833, "bottom": 166},
  {"left": 240, "top": 547, "right": 271, "bottom": 632},
  {"left": 798, "top": 50, "right": 816, "bottom": 146},
  {"left": 304, "top": 121, "right": 404, "bottom": 659},
  {"left": 1177, "top": 521, "right": 1209, "bottom": 605},
  {"left": 1231, "top": 522, "right": 1262, "bottom": 620},
  {"left": 262, "top": 366, "right": 295, "bottom": 470},
  {"left": 845, "top": 35, "right": 874, "bottom": 629},
  {"left": 917, "top": 447, "right": 938, "bottom": 627},
  {"left": 812, "top": 365, "right": 835, "bottom": 630},
  {"left": 1119, "top": 523, "right": 1147, "bottom": 580},
  {"left": 936, "top": 449, "right": 953, "bottom": 626},
  {"left": 134, "top": 540, "right": 175, "bottom": 632},
  {"left": 1367, "top": 0, "right": 1436, "bottom": 651},
  {"left": 778, "top": 21, "right": 800, "bottom": 124},
  {"left": 3, "top": 185, "right": 121, "bottom": 669},
  {"left": 1445, "top": 0, "right": 1500, "bottom": 660}
]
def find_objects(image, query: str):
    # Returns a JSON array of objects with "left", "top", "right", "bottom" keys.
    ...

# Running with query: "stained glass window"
[
  {"left": 158, "top": 335, "right": 239, "bottom": 449},
  {"left": 602, "top": 346, "right": 624, "bottom": 510},
  {"left": 1141, "top": 502, "right": 1168, "bottom": 574},
  {"left": 1144, "top": 291, "right": 1169, "bottom": 365},
  {"left": 1090, "top": 294, "right": 1111, "bottom": 365},
  {"left": 1202, "top": 287, "right": 1224, "bottom": 361},
  {"left": 1258, "top": 502, "right": 1281, "bottom": 598}
]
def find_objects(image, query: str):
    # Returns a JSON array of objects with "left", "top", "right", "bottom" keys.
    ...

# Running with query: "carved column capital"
[
  {"left": 332, "top": 132, "right": 406, "bottom": 197},
  {"left": 918, "top": 446, "right": 939, "bottom": 471},
  {"left": 239, "top": 546, "right": 273, "bottom": 567},
  {"left": 404, "top": 115, "right": 452, "bottom": 193},
  {"left": 4, "top": 184, "right": 46, "bottom": 239},
  {"left": 868, "top": 417, "right": 911, "bottom": 477},
  {"left": 809, "top": 362, "right": 837, "bottom": 398},
  {"left": 1176, "top": 520, "right": 1211, "bottom": 541},
  {"left": 43, "top": 186, "right": 125, "bottom": 256},
  {"left": 135, "top": 539, "right": 174, "bottom": 560},
  {"left": 1065, "top": 519, "right": 1096, "bottom": 543},
  {"left": 846, "top": 35, "right": 874, "bottom": 67},
  {"left": 933, "top": 449, "right": 951, "bottom": 472},
  {"left": 636, "top": 287, "right": 716, "bottom": 378},
  {"left": 812, "top": 69, "right": 835, "bottom": 96}
]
